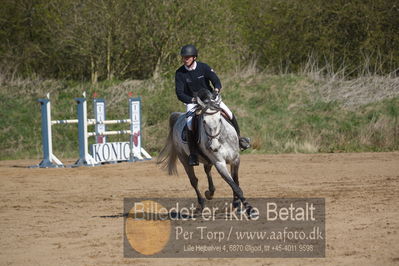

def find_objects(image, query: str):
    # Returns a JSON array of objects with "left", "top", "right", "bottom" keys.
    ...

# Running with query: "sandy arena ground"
[{"left": 0, "top": 153, "right": 398, "bottom": 265}]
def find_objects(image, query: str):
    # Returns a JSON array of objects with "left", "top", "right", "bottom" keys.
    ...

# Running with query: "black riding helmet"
[{"left": 180, "top": 44, "right": 198, "bottom": 57}]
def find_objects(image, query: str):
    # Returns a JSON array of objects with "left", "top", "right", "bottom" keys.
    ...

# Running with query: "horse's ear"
[{"left": 197, "top": 96, "right": 206, "bottom": 108}]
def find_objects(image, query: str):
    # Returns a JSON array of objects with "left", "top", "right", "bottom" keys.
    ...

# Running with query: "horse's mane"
[
  {"left": 195, "top": 89, "right": 213, "bottom": 104},
  {"left": 195, "top": 89, "right": 221, "bottom": 110}
]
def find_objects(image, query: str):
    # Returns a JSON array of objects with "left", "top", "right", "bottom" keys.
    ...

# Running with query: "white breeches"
[{"left": 186, "top": 102, "right": 233, "bottom": 130}]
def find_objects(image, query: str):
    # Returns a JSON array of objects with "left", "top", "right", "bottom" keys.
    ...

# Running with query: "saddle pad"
[
  {"left": 181, "top": 124, "right": 201, "bottom": 144},
  {"left": 181, "top": 125, "right": 188, "bottom": 143}
]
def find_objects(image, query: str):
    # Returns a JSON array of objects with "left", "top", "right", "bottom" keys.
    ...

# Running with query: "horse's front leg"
[
  {"left": 231, "top": 158, "right": 241, "bottom": 209},
  {"left": 214, "top": 161, "right": 251, "bottom": 212},
  {"left": 204, "top": 164, "right": 215, "bottom": 200}
]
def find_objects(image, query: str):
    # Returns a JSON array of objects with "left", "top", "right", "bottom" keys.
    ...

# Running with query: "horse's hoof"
[
  {"left": 246, "top": 205, "right": 259, "bottom": 219},
  {"left": 205, "top": 190, "right": 214, "bottom": 200},
  {"left": 195, "top": 206, "right": 203, "bottom": 213},
  {"left": 232, "top": 200, "right": 241, "bottom": 209}
]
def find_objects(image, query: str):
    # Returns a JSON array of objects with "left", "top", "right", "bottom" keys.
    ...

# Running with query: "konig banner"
[
  {"left": 91, "top": 142, "right": 131, "bottom": 163},
  {"left": 123, "top": 198, "right": 325, "bottom": 258}
]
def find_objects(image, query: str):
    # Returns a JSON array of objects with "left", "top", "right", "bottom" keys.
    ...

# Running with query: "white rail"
[
  {"left": 51, "top": 119, "right": 79, "bottom": 125},
  {"left": 52, "top": 119, "right": 130, "bottom": 125},
  {"left": 88, "top": 130, "right": 132, "bottom": 137}
]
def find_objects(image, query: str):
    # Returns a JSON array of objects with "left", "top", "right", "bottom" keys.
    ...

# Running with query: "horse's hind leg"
[
  {"left": 204, "top": 164, "right": 215, "bottom": 200},
  {"left": 180, "top": 156, "right": 205, "bottom": 210},
  {"left": 231, "top": 158, "right": 241, "bottom": 208}
]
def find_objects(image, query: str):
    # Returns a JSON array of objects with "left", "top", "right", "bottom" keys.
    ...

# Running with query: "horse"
[{"left": 157, "top": 90, "right": 253, "bottom": 215}]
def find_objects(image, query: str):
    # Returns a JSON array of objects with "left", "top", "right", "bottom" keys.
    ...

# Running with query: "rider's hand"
[{"left": 212, "top": 88, "right": 220, "bottom": 99}]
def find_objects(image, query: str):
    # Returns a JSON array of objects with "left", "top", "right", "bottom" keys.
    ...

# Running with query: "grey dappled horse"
[{"left": 157, "top": 90, "right": 253, "bottom": 214}]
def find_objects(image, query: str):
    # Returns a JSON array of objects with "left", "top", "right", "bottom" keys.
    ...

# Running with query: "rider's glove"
[{"left": 212, "top": 88, "right": 220, "bottom": 99}]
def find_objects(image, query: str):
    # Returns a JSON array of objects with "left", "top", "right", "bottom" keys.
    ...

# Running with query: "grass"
[{"left": 0, "top": 69, "right": 398, "bottom": 160}]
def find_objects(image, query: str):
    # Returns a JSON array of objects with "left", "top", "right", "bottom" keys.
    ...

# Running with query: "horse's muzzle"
[{"left": 207, "top": 138, "right": 221, "bottom": 152}]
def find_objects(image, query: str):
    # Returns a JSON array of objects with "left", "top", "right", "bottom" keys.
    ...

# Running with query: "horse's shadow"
[
  {"left": 94, "top": 209, "right": 242, "bottom": 220},
  {"left": 94, "top": 213, "right": 128, "bottom": 218},
  {"left": 94, "top": 211, "right": 195, "bottom": 220}
]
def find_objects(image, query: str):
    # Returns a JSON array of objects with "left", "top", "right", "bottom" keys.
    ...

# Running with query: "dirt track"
[{"left": 0, "top": 153, "right": 398, "bottom": 265}]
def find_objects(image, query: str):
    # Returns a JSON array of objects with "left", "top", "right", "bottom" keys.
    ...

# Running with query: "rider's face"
[{"left": 182, "top": 56, "right": 196, "bottom": 67}]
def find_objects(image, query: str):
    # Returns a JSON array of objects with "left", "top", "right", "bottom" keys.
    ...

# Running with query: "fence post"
[
  {"left": 73, "top": 94, "right": 98, "bottom": 167},
  {"left": 34, "top": 95, "right": 64, "bottom": 168},
  {"left": 93, "top": 98, "right": 106, "bottom": 144}
]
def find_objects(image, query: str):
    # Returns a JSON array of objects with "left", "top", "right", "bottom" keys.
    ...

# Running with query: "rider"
[{"left": 175, "top": 44, "right": 250, "bottom": 166}]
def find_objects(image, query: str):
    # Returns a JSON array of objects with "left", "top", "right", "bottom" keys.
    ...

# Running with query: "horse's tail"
[{"left": 157, "top": 112, "right": 180, "bottom": 175}]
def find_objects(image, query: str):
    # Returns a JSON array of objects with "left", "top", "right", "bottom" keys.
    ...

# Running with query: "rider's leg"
[
  {"left": 219, "top": 101, "right": 251, "bottom": 150},
  {"left": 230, "top": 114, "right": 241, "bottom": 136},
  {"left": 187, "top": 128, "right": 199, "bottom": 166},
  {"left": 186, "top": 104, "right": 199, "bottom": 166},
  {"left": 230, "top": 114, "right": 251, "bottom": 150}
]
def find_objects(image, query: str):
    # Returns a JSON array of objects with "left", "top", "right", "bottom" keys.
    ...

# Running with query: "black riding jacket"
[{"left": 175, "top": 61, "right": 222, "bottom": 104}]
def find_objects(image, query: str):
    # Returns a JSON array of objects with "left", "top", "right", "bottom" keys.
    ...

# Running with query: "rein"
[{"left": 203, "top": 109, "right": 220, "bottom": 116}]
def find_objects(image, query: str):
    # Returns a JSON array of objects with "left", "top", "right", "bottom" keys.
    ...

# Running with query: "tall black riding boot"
[
  {"left": 187, "top": 129, "right": 199, "bottom": 166},
  {"left": 230, "top": 115, "right": 251, "bottom": 150}
]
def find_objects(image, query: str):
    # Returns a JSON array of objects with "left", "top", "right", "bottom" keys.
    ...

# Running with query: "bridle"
[
  {"left": 193, "top": 93, "right": 224, "bottom": 144},
  {"left": 202, "top": 107, "right": 223, "bottom": 140}
]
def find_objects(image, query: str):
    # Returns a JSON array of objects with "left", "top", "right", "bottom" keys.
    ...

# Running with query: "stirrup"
[
  {"left": 239, "top": 137, "right": 251, "bottom": 151},
  {"left": 188, "top": 154, "right": 199, "bottom": 166}
]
